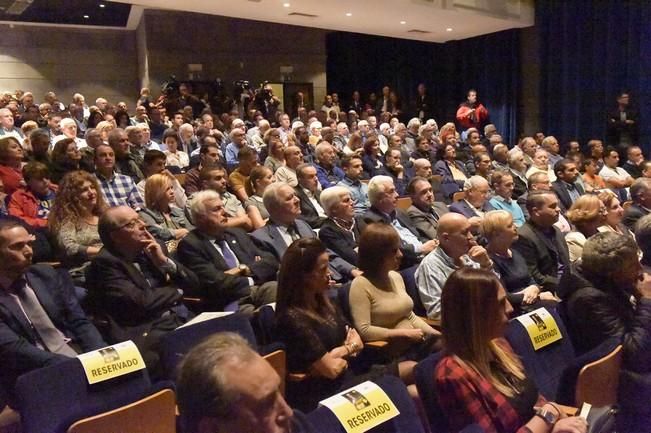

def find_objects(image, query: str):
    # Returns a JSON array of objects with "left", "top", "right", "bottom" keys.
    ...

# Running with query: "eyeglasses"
[{"left": 112, "top": 217, "right": 142, "bottom": 232}]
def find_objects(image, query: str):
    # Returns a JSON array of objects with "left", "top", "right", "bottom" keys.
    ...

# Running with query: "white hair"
[
  {"left": 60, "top": 117, "right": 76, "bottom": 129},
  {"left": 262, "top": 182, "right": 292, "bottom": 214},
  {"left": 258, "top": 119, "right": 270, "bottom": 128},
  {"left": 309, "top": 121, "right": 322, "bottom": 131},
  {"left": 507, "top": 147, "right": 524, "bottom": 164},
  {"left": 357, "top": 120, "right": 369, "bottom": 127},
  {"left": 407, "top": 118, "right": 421, "bottom": 129},
  {"left": 463, "top": 175, "right": 489, "bottom": 192},
  {"left": 320, "top": 186, "right": 351, "bottom": 216},
  {"left": 190, "top": 190, "right": 221, "bottom": 222},
  {"left": 368, "top": 175, "right": 394, "bottom": 205},
  {"left": 291, "top": 121, "right": 304, "bottom": 130}
]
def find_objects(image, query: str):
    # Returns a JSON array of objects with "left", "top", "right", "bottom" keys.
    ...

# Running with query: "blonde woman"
[
  {"left": 565, "top": 195, "right": 607, "bottom": 262},
  {"left": 139, "top": 173, "right": 193, "bottom": 251}
]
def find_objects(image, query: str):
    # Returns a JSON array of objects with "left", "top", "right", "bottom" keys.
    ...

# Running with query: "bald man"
[{"left": 415, "top": 213, "right": 493, "bottom": 319}]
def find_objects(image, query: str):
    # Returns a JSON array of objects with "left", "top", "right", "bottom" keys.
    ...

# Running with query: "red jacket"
[
  {"left": 456, "top": 103, "right": 489, "bottom": 130},
  {"left": 8, "top": 186, "right": 57, "bottom": 228},
  {"left": 0, "top": 164, "right": 24, "bottom": 196}
]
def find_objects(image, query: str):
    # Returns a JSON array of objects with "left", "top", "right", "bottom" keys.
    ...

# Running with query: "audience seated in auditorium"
[
  {"left": 86, "top": 206, "right": 196, "bottom": 369},
  {"left": 0, "top": 137, "right": 25, "bottom": 196},
  {"left": 26, "top": 128, "right": 51, "bottom": 166},
  {"left": 108, "top": 128, "right": 144, "bottom": 182},
  {"left": 597, "top": 190, "right": 632, "bottom": 237},
  {"left": 137, "top": 149, "right": 187, "bottom": 209},
  {"left": 94, "top": 143, "right": 144, "bottom": 209},
  {"left": 318, "top": 186, "right": 360, "bottom": 267},
  {"left": 623, "top": 178, "right": 651, "bottom": 230},
  {"left": 434, "top": 142, "right": 468, "bottom": 199},
  {"left": 416, "top": 213, "right": 493, "bottom": 319},
  {"left": 294, "top": 163, "right": 327, "bottom": 229},
  {"left": 361, "top": 135, "right": 383, "bottom": 178},
  {"left": 138, "top": 173, "right": 193, "bottom": 252},
  {"left": 551, "top": 158, "right": 584, "bottom": 213},
  {"left": 229, "top": 145, "right": 257, "bottom": 203},
  {"left": 177, "top": 332, "right": 309, "bottom": 433},
  {"left": 564, "top": 195, "right": 607, "bottom": 262},
  {"left": 178, "top": 190, "right": 277, "bottom": 313},
  {"left": 489, "top": 170, "right": 525, "bottom": 227},
  {"left": 379, "top": 148, "right": 408, "bottom": 196},
  {"left": 337, "top": 154, "right": 370, "bottom": 216},
  {"left": 406, "top": 176, "right": 449, "bottom": 240},
  {"left": 350, "top": 223, "right": 439, "bottom": 355},
  {"left": 526, "top": 148, "right": 556, "bottom": 183},
  {"left": 184, "top": 142, "right": 222, "bottom": 195},
  {"left": 491, "top": 143, "right": 509, "bottom": 172},
  {"left": 7, "top": 162, "right": 55, "bottom": 229},
  {"left": 518, "top": 136, "right": 537, "bottom": 168},
  {"left": 622, "top": 145, "right": 644, "bottom": 179},
  {"left": 482, "top": 210, "right": 556, "bottom": 314},
  {"left": 264, "top": 131, "right": 286, "bottom": 173},
  {"left": 541, "top": 135, "right": 562, "bottom": 167},
  {"left": 0, "top": 220, "right": 105, "bottom": 398},
  {"left": 600, "top": 146, "right": 633, "bottom": 200},
  {"left": 513, "top": 190, "right": 569, "bottom": 294},
  {"left": 160, "top": 128, "right": 188, "bottom": 173},
  {"left": 435, "top": 268, "right": 587, "bottom": 433},
  {"left": 361, "top": 176, "right": 437, "bottom": 269},
  {"left": 245, "top": 166, "right": 274, "bottom": 220}
]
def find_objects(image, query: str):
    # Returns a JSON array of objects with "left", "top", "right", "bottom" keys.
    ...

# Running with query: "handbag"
[{"left": 586, "top": 405, "right": 618, "bottom": 433}]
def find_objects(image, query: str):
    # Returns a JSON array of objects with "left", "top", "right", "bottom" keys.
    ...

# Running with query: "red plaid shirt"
[{"left": 434, "top": 342, "right": 546, "bottom": 433}]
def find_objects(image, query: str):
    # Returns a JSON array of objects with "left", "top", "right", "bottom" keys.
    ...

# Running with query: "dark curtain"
[
  {"left": 326, "top": 29, "right": 521, "bottom": 145},
  {"left": 537, "top": 0, "right": 651, "bottom": 151}
]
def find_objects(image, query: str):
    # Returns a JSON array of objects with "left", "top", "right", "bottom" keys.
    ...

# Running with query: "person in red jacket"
[
  {"left": 8, "top": 161, "right": 56, "bottom": 228},
  {"left": 456, "top": 89, "right": 489, "bottom": 131}
]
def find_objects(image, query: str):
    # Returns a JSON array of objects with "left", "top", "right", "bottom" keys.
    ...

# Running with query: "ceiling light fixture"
[
  {"left": 345, "top": 12, "right": 352, "bottom": 17},
  {"left": 83, "top": 14, "right": 89, "bottom": 18},
  {"left": 283, "top": 3, "right": 290, "bottom": 7},
  {"left": 99, "top": 3, "right": 105, "bottom": 7},
  {"left": 400, "top": 21, "right": 406, "bottom": 24},
  {"left": 446, "top": 27, "right": 453, "bottom": 31}
]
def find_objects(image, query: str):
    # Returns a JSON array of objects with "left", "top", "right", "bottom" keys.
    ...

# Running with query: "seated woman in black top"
[
  {"left": 318, "top": 186, "right": 360, "bottom": 266},
  {"left": 482, "top": 210, "right": 557, "bottom": 313}
]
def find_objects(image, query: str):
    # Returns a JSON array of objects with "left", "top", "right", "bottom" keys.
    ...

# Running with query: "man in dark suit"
[
  {"left": 86, "top": 206, "right": 197, "bottom": 370},
  {"left": 449, "top": 176, "right": 493, "bottom": 232},
  {"left": 513, "top": 191, "right": 570, "bottom": 293},
  {"left": 0, "top": 220, "right": 105, "bottom": 397},
  {"left": 623, "top": 178, "right": 651, "bottom": 230},
  {"left": 551, "top": 159, "right": 584, "bottom": 212},
  {"left": 177, "top": 191, "right": 277, "bottom": 313},
  {"left": 251, "top": 183, "right": 360, "bottom": 282},
  {"left": 406, "top": 176, "right": 449, "bottom": 240},
  {"left": 621, "top": 145, "right": 644, "bottom": 179},
  {"left": 360, "top": 176, "right": 437, "bottom": 268},
  {"left": 294, "top": 163, "right": 327, "bottom": 229}
]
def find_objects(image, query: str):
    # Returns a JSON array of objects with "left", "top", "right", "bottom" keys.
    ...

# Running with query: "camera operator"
[
  {"left": 255, "top": 82, "right": 280, "bottom": 122},
  {"left": 178, "top": 82, "right": 205, "bottom": 119}
]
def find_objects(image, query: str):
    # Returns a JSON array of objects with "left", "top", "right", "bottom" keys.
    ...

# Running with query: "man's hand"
[
  {"left": 141, "top": 230, "right": 168, "bottom": 268},
  {"left": 420, "top": 239, "right": 439, "bottom": 255},
  {"left": 522, "top": 285, "right": 540, "bottom": 304},
  {"left": 468, "top": 245, "right": 492, "bottom": 269}
]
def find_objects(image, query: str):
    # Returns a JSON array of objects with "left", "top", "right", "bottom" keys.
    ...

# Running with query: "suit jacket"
[
  {"left": 551, "top": 180, "right": 585, "bottom": 212},
  {"left": 622, "top": 161, "right": 643, "bottom": 179},
  {"left": 0, "top": 264, "right": 105, "bottom": 395},
  {"left": 449, "top": 200, "right": 494, "bottom": 219},
  {"left": 359, "top": 206, "right": 423, "bottom": 268},
  {"left": 251, "top": 219, "right": 354, "bottom": 281},
  {"left": 86, "top": 247, "right": 197, "bottom": 346},
  {"left": 623, "top": 203, "right": 650, "bottom": 231},
  {"left": 318, "top": 217, "right": 361, "bottom": 266},
  {"left": 406, "top": 203, "right": 449, "bottom": 240},
  {"left": 512, "top": 221, "right": 570, "bottom": 292},
  {"left": 294, "top": 186, "right": 327, "bottom": 229},
  {"left": 177, "top": 229, "right": 279, "bottom": 308}
]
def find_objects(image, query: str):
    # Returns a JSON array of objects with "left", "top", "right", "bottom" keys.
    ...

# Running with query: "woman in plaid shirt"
[{"left": 434, "top": 268, "right": 587, "bottom": 433}]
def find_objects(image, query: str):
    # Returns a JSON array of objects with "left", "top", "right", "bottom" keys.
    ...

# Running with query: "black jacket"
[
  {"left": 177, "top": 228, "right": 278, "bottom": 308},
  {"left": 318, "top": 217, "right": 361, "bottom": 266},
  {"left": 294, "top": 186, "right": 327, "bottom": 229},
  {"left": 560, "top": 263, "right": 651, "bottom": 373},
  {"left": 551, "top": 180, "right": 585, "bottom": 212},
  {"left": 623, "top": 203, "right": 650, "bottom": 231}
]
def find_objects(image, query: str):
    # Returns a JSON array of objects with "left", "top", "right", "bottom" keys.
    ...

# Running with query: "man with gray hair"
[
  {"left": 449, "top": 176, "right": 493, "bottom": 229},
  {"left": 623, "top": 177, "right": 651, "bottom": 230},
  {"left": 0, "top": 108, "right": 23, "bottom": 142},
  {"left": 332, "top": 121, "right": 349, "bottom": 152},
  {"left": 541, "top": 135, "right": 562, "bottom": 167},
  {"left": 508, "top": 147, "right": 528, "bottom": 199},
  {"left": 177, "top": 332, "right": 311, "bottom": 433},
  {"left": 405, "top": 118, "right": 421, "bottom": 153},
  {"left": 361, "top": 175, "right": 437, "bottom": 268},
  {"left": 177, "top": 190, "right": 277, "bottom": 313},
  {"left": 225, "top": 127, "right": 250, "bottom": 171},
  {"left": 314, "top": 142, "right": 344, "bottom": 189}
]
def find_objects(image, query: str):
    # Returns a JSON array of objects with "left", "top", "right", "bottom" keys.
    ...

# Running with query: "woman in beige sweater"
[{"left": 349, "top": 223, "right": 439, "bottom": 357}]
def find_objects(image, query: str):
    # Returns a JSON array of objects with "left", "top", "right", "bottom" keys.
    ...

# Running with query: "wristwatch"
[{"left": 535, "top": 406, "right": 559, "bottom": 426}]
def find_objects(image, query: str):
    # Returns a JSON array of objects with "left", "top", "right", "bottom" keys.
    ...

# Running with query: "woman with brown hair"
[
  {"left": 245, "top": 165, "right": 274, "bottom": 220},
  {"left": 362, "top": 135, "right": 383, "bottom": 178},
  {"left": 565, "top": 195, "right": 607, "bottom": 262},
  {"left": 349, "top": 223, "right": 438, "bottom": 353},
  {"left": 263, "top": 130, "right": 285, "bottom": 174},
  {"left": 49, "top": 138, "right": 82, "bottom": 184},
  {"left": 597, "top": 190, "right": 633, "bottom": 237},
  {"left": 435, "top": 268, "right": 587, "bottom": 433},
  {"left": 138, "top": 173, "right": 193, "bottom": 251},
  {"left": 49, "top": 171, "right": 108, "bottom": 282},
  {"left": 0, "top": 136, "right": 25, "bottom": 195}
]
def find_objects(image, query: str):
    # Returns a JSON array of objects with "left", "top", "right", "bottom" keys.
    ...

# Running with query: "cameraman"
[{"left": 255, "top": 83, "right": 280, "bottom": 122}]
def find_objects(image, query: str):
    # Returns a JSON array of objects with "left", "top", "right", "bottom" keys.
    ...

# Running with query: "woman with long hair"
[
  {"left": 49, "top": 138, "right": 81, "bottom": 184},
  {"left": 245, "top": 165, "right": 274, "bottom": 220},
  {"left": 49, "top": 171, "right": 107, "bottom": 282},
  {"left": 436, "top": 268, "right": 587, "bottom": 433},
  {"left": 0, "top": 136, "right": 25, "bottom": 195},
  {"left": 139, "top": 173, "right": 193, "bottom": 251},
  {"left": 361, "top": 135, "right": 383, "bottom": 178},
  {"left": 350, "top": 223, "right": 439, "bottom": 356},
  {"left": 263, "top": 131, "right": 285, "bottom": 174}
]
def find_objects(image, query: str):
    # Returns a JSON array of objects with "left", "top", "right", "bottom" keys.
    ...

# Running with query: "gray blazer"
[{"left": 406, "top": 203, "right": 449, "bottom": 240}]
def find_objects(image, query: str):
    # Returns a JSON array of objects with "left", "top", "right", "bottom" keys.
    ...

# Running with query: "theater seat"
[
  {"left": 306, "top": 375, "right": 425, "bottom": 433},
  {"left": 414, "top": 351, "right": 447, "bottom": 432},
  {"left": 15, "top": 357, "right": 154, "bottom": 433},
  {"left": 504, "top": 307, "right": 575, "bottom": 400}
]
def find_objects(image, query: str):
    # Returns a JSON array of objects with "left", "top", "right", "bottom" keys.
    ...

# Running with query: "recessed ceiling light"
[
  {"left": 83, "top": 14, "right": 89, "bottom": 18},
  {"left": 283, "top": 3, "right": 290, "bottom": 7},
  {"left": 345, "top": 12, "right": 352, "bottom": 17},
  {"left": 99, "top": 3, "right": 105, "bottom": 7},
  {"left": 400, "top": 21, "right": 406, "bottom": 25},
  {"left": 446, "top": 27, "right": 453, "bottom": 32}
]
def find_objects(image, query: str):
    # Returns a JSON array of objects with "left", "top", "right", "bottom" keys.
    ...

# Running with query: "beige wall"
[{"left": 0, "top": 24, "right": 138, "bottom": 105}]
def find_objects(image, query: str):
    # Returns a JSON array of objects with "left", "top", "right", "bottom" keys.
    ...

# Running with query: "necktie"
[
  {"left": 286, "top": 224, "right": 301, "bottom": 242},
  {"left": 13, "top": 279, "right": 77, "bottom": 357},
  {"left": 218, "top": 239, "right": 238, "bottom": 269}
]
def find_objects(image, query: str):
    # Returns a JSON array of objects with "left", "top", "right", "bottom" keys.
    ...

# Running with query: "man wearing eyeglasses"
[{"left": 86, "top": 206, "right": 197, "bottom": 372}]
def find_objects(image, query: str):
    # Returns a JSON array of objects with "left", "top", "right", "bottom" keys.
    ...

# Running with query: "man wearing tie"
[
  {"left": 177, "top": 190, "right": 278, "bottom": 313},
  {"left": 0, "top": 220, "right": 105, "bottom": 398}
]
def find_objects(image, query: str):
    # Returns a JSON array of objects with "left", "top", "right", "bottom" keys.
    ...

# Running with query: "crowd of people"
[{"left": 0, "top": 84, "right": 647, "bottom": 433}]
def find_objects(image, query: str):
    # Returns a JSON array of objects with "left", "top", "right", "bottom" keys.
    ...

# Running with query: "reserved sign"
[
  {"left": 319, "top": 381, "right": 399, "bottom": 433},
  {"left": 515, "top": 307, "right": 562, "bottom": 351},
  {"left": 77, "top": 340, "right": 146, "bottom": 384}
]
